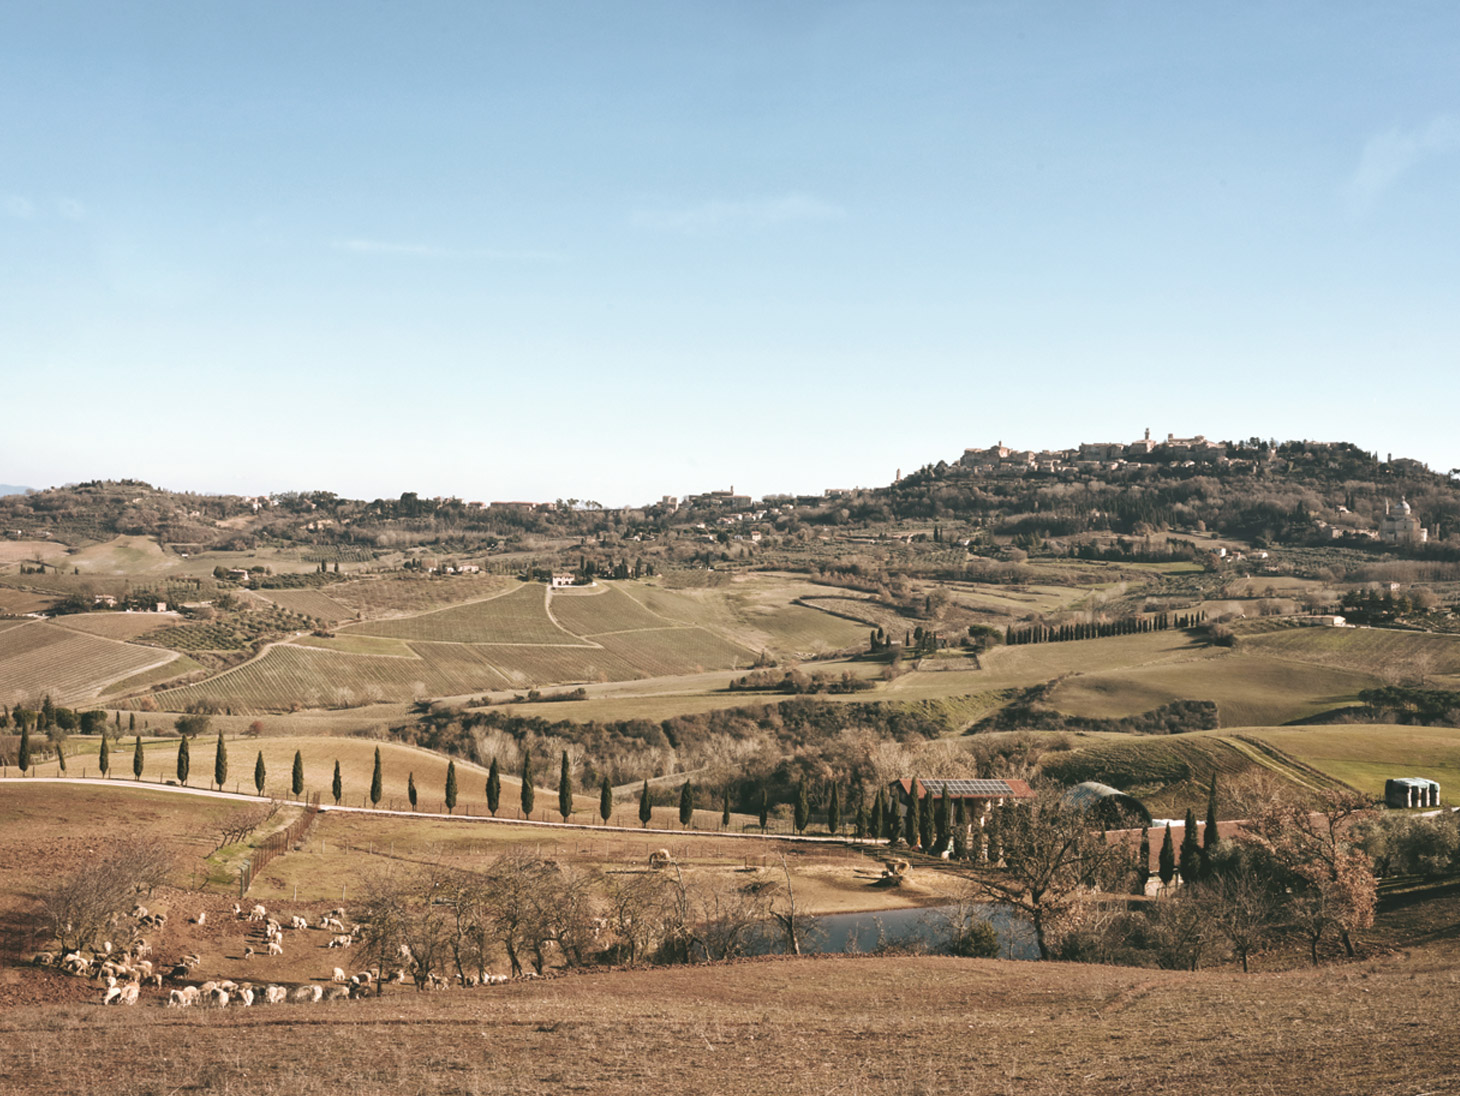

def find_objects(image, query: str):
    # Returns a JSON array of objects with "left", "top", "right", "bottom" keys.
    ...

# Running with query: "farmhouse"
[{"left": 550, "top": 573, "right": 577, "bottom": 588}]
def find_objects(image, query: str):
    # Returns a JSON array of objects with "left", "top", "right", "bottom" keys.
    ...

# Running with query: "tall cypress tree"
[
  {"left": 369, "top": 747, "right": 382, "bottom": 806},
  {"left": 826, "top": 784, "right": 841, "bottom": 835},
  {"left": 445, "top": 761, "right": 458, "bottom": 814},
  {"left": 99, "top": 733, "right": 110, "bottom": 779},
  {"left": 557, "top": 751, "right": 572, "bottom": 821},
  {"left": 678, "top": 781, "right": 695, "bottom": 828},
  {"left": 638, "top": 779, "right": 652, "bottom": 827},
  {"left": 133, "top": 735, "right": 143, "bottom": 781},
  {"left": 176, "top": 736, "right": 189, "bottom": 786},
  {"left": 292, "top": 750, "right": 304, "bottom": 800},
  {"left": 906, "top": 780, "right": 921, "bottom": 847},
  {"left": 919, "top": 791, "right": 935, "bottom": 850},
  {"left": 1136, "top": 827, "right": 1151, "bottom": 893},
  {"left": 254, "top": 750, "right": 266, "bottom": 796},
  {"left": 129, "top": 712, "right": 135, "bottom": 733},
  {"left": 56, "top": 739, "right": 66, "bottom": 773},
  {"left": 758, "top": 785, "right": 769, "bottom": 831},
  {"left": 213, "top": 731, "right": 227, "bottom": 791},
  {"left": 721, "top": 786, "right": 731, "bottom": 829},
  {"left": 887, "top": 793, "right": 902, "bottom": 844},
  {"left": 331, "top": 760, "right": 342, "bottom": 805},
  {"left": 486, "top": 757, "right": 500, "bottom": 816},
  {"left": 599, "top": 775, "right": 613, "bottom": 824},
  {"left": 1203, "top": 774, "right": 1220, "bottom": 863},
  {"left": 934, "top": 785, "right": 951, "bottom": 850},
  {"left": 855, "top": 795, "right": 867, "bottom": 840},
  {"left": 408, "top": 771, "right": 418, "bottom": 810},
  {"left": 869, "top": 789, "right": 884, "bottom": 842},
  {"left": 1179, "top": 808, "right": 1201, "bottom": 884},
  {"left": 1158, "top": 823, "right": 1176, "bottom": 885},
  {"left": 794, "top": 783, "right": 810, "bottom": 834},
  {"left": 520, "top": 752, "right": 535, "bottom": 817}
]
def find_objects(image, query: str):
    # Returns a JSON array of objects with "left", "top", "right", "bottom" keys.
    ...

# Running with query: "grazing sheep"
[
  {"left": 248, "top": 904, "right": 267, "bottom": 921},
  {"left": 267, "top": 940, "right": 284, "bottom": 956},
  {"left": 148, "top": 973, "right": 163, "bottom": 988},
  {"left": 167, "top": 988, "right": 194, "bottom": 1008},
  {"left": 134, "top": 939, "right": 151, "bottom": 959},
  {"left": 295, "top": 984, "right": 323, "bottom": 1003},
  {"left": 484, "top": 974, "right": 509, "bottom": 986},
  {"left": 290, "top": 915, "right": 309, "bottom": 931},
  {"left": 102, "top": 985, "right": 123, "bottom": 1006},
  {"left": 389, "top": 969, "right": 408, "bottom": 984},
  {"left": 192, "top": 911, "right": 207, "bottom": 926},
  {"left": 119, "top": 984, "right": 140, "bottom": 1006},
  {"left": 31, "top": 952, "right": 56, "bottom": 967},
  {"left": 354, "top": 970, "right": 373, "bottom": 985},
  {"left": 207, "top": 987, "right": 230, "bottom": 1009},
  {"left": 232, "top": 903, "right": 243, "bottom": 917},
  {"left": 237, "top": 987, "right": 255, "bottom": 1007},
  {"left": 648, "top": 848, "right": 673, "bottom": 870},
  {"left": 332, "top": 967, "right": 347, "bottom": 982},
  {"left": 131, "top": 904, "right": 148, "bottom": 920},
  {"left": 244, "top": 946, "right": 255, "bottom": 959},
  {"left": 152, "top": 912, "right": 168, "bottom": 926},
  {"left": 328, "top": 934, "right": 352, "bottom": 948},
  {"left": 323, "top": 984, "right": 350, "bottom": 1002},
  {"left": 200, "top": 981, "right": 218, "bottom": 994},
  {"left": 264, "top": 984, "right": 288, "bottom": 1005}
]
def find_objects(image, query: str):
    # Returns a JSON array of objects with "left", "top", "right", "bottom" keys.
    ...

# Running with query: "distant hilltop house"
[
  {"left": 550, "top": 572, "right": 577, "bottom": 588},
  {"left": 1380, "top": 498, "right": 1428, "bottom": 546}
]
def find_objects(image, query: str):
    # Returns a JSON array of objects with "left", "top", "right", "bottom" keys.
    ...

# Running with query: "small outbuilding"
[
  {"left": 1385, "top": 777, "right": 1441, "bottom": 809},
  {"left": 1060, "top": 781, "right": 1152, "bottom": 828}
]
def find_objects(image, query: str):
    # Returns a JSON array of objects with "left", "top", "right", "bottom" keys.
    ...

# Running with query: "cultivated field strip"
[
  {"left": 0, "top": 621, "right": 176, "bottom": 707},
  {"left": 50, "top": 612, "right": 177, "bottom": 641},
  {"left": 1241, "top": 626, "right": 1460, "bottom": 677},
  {"left": 593, "top": 627, "right": 757, "bottom": 676},
  {"left": 254, "top": 588, "right": 354, "bottom": 623},
  {"left": 349, "top": 583, "right": 581, "bottom": 644},
  {"left": 547, "top": 585, "right": 672, "bottom": 635}
]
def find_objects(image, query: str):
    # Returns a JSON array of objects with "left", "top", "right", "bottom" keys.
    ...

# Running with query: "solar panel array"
[{"left": 916, "top": 779, "right": 1014, "bottom": 796}]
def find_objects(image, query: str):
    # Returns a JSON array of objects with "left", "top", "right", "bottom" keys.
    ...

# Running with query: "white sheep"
[
  {"left": 290, "top": 915, "right": 309, "bottom": 931},
  {"left": 264, "top": 984, "right": 288, "bottom": 1005},
  {"left": 167, "top": 988, "right": 194, "bottom": 1008},
  {"left": 267, "top": 940, "right": 284, "bottom": 956},
  {"left": 248, "top": 904, "right": 267, "bottom": 921},
  {"left": 323, "top": 984, "right": 350, "bottom": 1002},
  {"left": 328, "top": 934, "right": 352, "bottom": 948},
  {"left": 119, "top": 984, "right": 139, "bottom": 1006},
  {"left": 192, "top": 911, "right": 206, "bottom": 926},
  {"left": 321, "top": 917, "right": 345, "bottom": 933},
  {"left": 237, "top": 987, "right": 255, "bottom": 1006},
  {"left": 134, "top": 939, "right": 152, "bottom": 958},
  {"left": 332, "top": 967, "right": 347, "bottom": 982},
  {"left": 244, "top": 946, "right": 255, "bottom": 959},
  {"left": 102, "top": 985, "right": 122, "bottom": 1005},
  {"left": 207, "top": 987, "right": 230, "bottom": 1009}
]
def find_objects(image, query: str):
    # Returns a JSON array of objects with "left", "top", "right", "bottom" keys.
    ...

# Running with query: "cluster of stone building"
[{"left": 958, "top": 430, "right": 1266, "bottom": 476}]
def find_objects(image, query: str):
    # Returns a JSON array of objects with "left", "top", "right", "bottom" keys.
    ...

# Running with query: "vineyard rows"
[
  {"left": 0, "top": 622, "right": 176, "bottom": 707},
  {"left": 350, "top": 583, "right": 578, "bottom": 644}
]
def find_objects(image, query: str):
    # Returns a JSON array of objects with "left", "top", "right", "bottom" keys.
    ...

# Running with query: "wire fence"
[{"left": 240, "top": 793, "right": 321, "bottom": 896}]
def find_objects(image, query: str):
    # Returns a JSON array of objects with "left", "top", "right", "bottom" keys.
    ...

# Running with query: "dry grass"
[{"left": 1, "top": 948, "right": 1457, "bottom": 1096}]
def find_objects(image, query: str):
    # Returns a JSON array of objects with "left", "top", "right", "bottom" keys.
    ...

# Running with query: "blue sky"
[{"left": 2, "top": 2, "right": 1458, "bottom": 505}]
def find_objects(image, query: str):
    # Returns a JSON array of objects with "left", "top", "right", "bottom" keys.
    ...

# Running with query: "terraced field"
[
  {"left": 0, "top": 620, "right": 177, "bottom": 707},
  {"left": 350, "top": 583, "right": 579, "bottom": 644},
  {"left": 548, "top": 585, "right": 672, "bottom": 634}
]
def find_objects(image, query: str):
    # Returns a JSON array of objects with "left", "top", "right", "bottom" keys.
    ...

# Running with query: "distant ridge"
[{"left": 0, "top": 484, "right": 33, "bottom": 497}]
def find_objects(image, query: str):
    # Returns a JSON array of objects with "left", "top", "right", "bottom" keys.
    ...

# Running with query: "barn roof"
[{"left": 893, "top": 778, "right": 1035, "bottom": 800}]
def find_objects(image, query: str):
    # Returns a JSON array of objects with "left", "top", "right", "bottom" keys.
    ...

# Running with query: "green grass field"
[
  {"left": 1046, "top": 652, "right": 1380, "bottom": 727},
  {"left": 1241, "top": 723, "right": 1460, "bottom": 801},
  {"left": 1241, "top": 626, "right": 1460, "bottom": 678}
]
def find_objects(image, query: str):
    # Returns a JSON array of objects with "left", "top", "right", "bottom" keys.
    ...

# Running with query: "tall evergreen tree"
[
  {"left": 794, "top": 783, "right": 810, "bottom": 834},
  {"left": 445, "top": 761, "right": 458, "bottom": 814},
  {"left": 56, "top": 739, "right": 66, "bottom": 773},
  {"left": 678, "top": 781, "right": 695, "bottom": 828},
  {"left": 869, "top": 789, "right": 884, "bottom": 842},
  {"left": 721, "top": 786, "right": 731, "bottom": 829},
  {"left": 292, "top": 750, "right": 304, "bottom": 799},
  {"left": 934, "top": 785, "right": 951, "bottom": 850},
  {"left": 758, "top": 785, "right": 769, "bottom": 831},
  {"left": 213, "top": 731, "right": 227, "bottom": 790},
  {"left": 133, "top": 735, "right": 143, "bottom": 781},
  {"left": 1158, "top": 823, "right": 1176, "bottom": 885},
  {"left": 886, "top": 792, "right": 902, "bottom": 844},
  {"left": 41, "top": 694, "right": 53, "bottom": 731},
  {"left": 599, "top": 775, "right": 613, "bottom": 824},
  {"left": 520, "top": 752, "right": 535, "bottom": 817},
  {"left": 486, "top": 757, "right": 501, "bottom": 816},
  {"left": 408, "top": 771, "right": 418, "bottom": 810},
  {"left": 919, "top": 791, "right": 935, "bottom": 850},
  {"left": 369, "top": 747, "right": 382, "bottom": 806},
  {"left": 985, "top": 807, "right": 1002, "bottom": 864},
  {"left": 331, "top": 760, "right": 342, "bottom": 805},
  {"left": 99, "top": 733, "right": 110, "bottom": 778},
  {"left": 827, "top": 784, "right": 841, "bottom": 835},
  {"left": 176, "top": 736, "right": 189, "bottom": 786},
  {"left": 557, "top": 750, "right": 572, "bottom": 821},
  {"left": 254, "top": 750, "right": 266, "bottom": 796},
  {"left": 906, "top": 781, "right": 921, "bottom": 847},
  {"left": 638, "top": 779, "right": 652, "bottom": 827},
  {"left": 855, "top": 795, "right": 867, "bottom": 840},
  {"left": 1203, "top": 774, "right": 1221, "bottom": 860},
  {"left": 1136, "top": 827, "right": 1151, "bottom": 893},
  {"left": 1179, "top": 808, "right": 1201, "bottom": 884},
  {"left": 128, "top": 712, "right": 135, "bottom": 733}
]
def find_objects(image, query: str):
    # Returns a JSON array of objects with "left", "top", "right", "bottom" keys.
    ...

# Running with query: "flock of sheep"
[{"left": 36, "top": 898, "right": 531, "bottom": 1008}]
